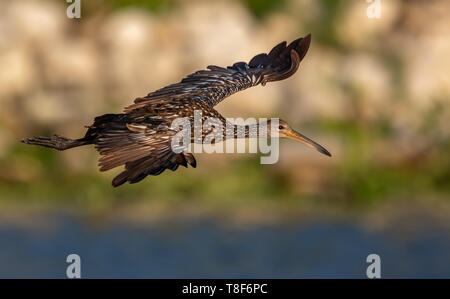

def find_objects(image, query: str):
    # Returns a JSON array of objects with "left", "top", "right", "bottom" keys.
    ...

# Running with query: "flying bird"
[{"left": 22, "top": 34, "right": 331, "bottom": 187}]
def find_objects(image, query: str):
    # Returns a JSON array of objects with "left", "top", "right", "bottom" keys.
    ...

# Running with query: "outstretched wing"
[
  {"left": 111, "top": 148, "right": 197, "bottom": 188},
  {"left": 94, "top": 120, "right": 196, "bottom": 187},
  {"left": 124, "top": 34, "right": 311, "bottom": 112}
]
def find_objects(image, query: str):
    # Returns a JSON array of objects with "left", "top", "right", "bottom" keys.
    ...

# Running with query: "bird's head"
[{"left": 266, "top": 119, "right": 332, "bottom": 157}]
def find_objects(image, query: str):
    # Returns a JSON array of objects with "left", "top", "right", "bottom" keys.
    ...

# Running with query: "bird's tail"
[
  {"left": 21, "top": 113, "right": 126, "bottom": 151},
  {"left": 21, "top": 135, "right": 93, "bottom": 151}
]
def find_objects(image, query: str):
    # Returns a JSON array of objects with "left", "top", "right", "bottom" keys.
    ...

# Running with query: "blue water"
[{"left": 0, "top": 215, "right": 449, "bottom": 278}]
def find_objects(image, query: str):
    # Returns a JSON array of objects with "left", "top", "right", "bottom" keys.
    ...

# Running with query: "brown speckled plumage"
[{"left": 22, "top": 35, "right": 315, "bottom": 187}]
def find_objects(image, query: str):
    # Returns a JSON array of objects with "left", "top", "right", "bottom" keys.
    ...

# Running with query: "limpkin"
[{"left": 22, "top": 34, "right": 331, "bottom": 187}]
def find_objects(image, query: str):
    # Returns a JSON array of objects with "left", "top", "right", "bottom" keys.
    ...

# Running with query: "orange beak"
[{"left": 284, "top": 130, "right": 332, "bottom": 157}]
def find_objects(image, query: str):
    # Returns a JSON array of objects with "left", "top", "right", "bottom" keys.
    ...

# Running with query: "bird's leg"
[{"left": 21, "top": 134, "right": 85, "bottom": 151}]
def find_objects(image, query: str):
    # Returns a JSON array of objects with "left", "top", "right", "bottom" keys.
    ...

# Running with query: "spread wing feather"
[
  {"left": 124, "top": 34, "right": 311, "bottom": 112},
  {"left": 93, "top": 119, "right": 196, "bottom": 187}
]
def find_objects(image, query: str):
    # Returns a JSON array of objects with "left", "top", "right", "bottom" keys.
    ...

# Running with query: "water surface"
[{"left": 0, "top": 215, "right": 448, "bottom": 278}]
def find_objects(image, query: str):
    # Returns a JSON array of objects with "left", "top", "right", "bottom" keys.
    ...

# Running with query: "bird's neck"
[{"left": 225, "top": 122, "right": 261, "bottom": 139}]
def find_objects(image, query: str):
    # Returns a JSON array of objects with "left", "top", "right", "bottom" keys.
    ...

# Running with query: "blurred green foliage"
[
  {"left": 240, "top": 0, "right": 287, "bottom": 19},
  {"left": 77, "top": 0, "right": 288, "bottom": 18},
  {"left": 108, "top": 0, "right": 175, "bottom": 13},
  {"left": 314, "top": 0, "right": 351, "bottom": 49},
  {"left": 2, "top": 120, "right": 449, "bottom": 212}
]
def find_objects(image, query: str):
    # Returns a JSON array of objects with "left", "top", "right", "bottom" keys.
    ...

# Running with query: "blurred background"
[{"left": 0, "top": 0, "right": 449, "bottom": 278}]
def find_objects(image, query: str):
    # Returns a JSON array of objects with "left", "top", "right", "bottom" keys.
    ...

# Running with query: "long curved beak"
[{"left": 284, "top": 130, "right": 332, "bottom": 157}]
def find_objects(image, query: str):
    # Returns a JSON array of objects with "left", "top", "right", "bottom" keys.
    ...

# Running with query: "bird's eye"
[{"left": 279, "top": 125, "right": 283, "bottom": 130}]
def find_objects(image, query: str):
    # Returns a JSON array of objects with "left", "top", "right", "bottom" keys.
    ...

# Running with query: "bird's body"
[{"left": 23, "top": 34, "right": 331, "bottom": 187}]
